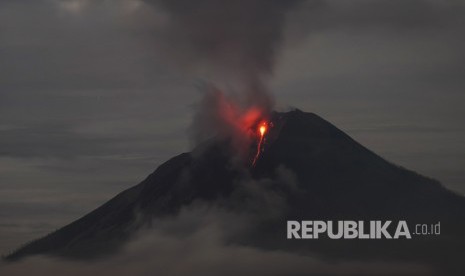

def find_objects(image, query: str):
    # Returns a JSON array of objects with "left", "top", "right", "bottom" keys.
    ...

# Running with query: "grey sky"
[{"left": 1, "top": 0, "right": 464, "bottom": 255}]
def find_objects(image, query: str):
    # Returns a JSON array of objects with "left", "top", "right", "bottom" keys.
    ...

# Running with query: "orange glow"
[
  {"left": 259, "top": 125, "right": 266, "bottom": 136},
  {"left": 252, "top": 121, "right": 269, "bottom": 166},
  {"left": 205, "top": 89, "right": 271, "bottom": 164}
]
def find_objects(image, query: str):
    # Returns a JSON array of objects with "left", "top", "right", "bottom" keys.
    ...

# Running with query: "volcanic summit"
[{"left": 6, "top": 110, "right": 465, "bottom": 273}]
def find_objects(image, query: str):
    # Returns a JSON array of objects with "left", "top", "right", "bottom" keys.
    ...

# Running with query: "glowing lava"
[
  {"left": 252, "top": 121, "right": 268, "bottom": 166},
  {"left": 259, "top": 125, "right": 266, "bottom": 136}
]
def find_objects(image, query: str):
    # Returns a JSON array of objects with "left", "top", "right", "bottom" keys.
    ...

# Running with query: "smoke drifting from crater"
[
  {"left": 149, "top": 0, "right": 302, "bottom": 102},
  {"left": 146, "top": 0, "right": 303, "bottom": 153}
]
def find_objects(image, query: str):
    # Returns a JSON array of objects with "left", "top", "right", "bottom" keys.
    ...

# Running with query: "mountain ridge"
[{"left": 6, "top": 110, "right": 465, "bottom": 271}]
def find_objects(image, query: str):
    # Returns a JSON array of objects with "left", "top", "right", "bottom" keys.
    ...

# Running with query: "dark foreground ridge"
[{"left": 6, "top": 110, "right": 465, "bottom": 273}]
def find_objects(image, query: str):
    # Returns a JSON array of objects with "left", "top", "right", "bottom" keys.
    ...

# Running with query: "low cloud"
[
  {"left": 0, "top": 167, "right": 432, "bottom": 275},
  {"left": 1, "top": 204, "right": 431, "bottom": 276}
]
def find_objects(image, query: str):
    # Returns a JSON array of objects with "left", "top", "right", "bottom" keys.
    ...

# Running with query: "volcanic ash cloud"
[{"left": 146, "top": 0, "right": 303, "bottom": 155}]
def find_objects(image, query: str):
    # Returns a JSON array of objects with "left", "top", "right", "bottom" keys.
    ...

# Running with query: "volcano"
[{"left": 6, "top": 110, "right": 465, "bottom": 273}]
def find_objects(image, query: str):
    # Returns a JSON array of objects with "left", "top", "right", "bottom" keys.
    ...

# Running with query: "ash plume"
[
  {"left": 144, "top": 0, "right": 303, "bottom": 151},
  {"left": 148, "top": 0, "right": 302, "bottom": 98}
]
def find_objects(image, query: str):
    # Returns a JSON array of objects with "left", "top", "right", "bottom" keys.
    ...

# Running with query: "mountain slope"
[{"left": 6, "top": 110, "right": 465, "bottom": 269}]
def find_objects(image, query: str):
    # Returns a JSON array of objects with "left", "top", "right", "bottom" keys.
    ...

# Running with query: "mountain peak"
[{"left": 6, "top": 110, "right": 465, "bottom": 264}]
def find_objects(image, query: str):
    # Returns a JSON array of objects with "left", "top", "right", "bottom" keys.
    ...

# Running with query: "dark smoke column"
[
  {"left": 145, "top": 0, "right": 302, "bottom": 158},
  {"left": 146, "top": 0, "right": 302, "bottom": 109}
]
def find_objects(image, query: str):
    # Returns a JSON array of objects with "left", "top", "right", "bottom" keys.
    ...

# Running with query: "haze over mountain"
[{"left": 6, "top": 110, "right": 465, "bottom": 274}]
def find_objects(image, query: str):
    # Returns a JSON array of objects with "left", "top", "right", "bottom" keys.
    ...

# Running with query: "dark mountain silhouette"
[{"left": 6, "top": 110, "right": 465, "bottom": 273}]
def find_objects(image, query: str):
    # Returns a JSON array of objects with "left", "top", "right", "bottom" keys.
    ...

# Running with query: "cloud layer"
[{"left": 1, "top": 0, "right": 464, "bottom": 264}]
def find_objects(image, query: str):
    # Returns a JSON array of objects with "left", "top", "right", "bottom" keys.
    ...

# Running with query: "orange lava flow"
[{"left": 252, "top": 122, "right": 268, "bottom": 166}]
